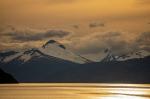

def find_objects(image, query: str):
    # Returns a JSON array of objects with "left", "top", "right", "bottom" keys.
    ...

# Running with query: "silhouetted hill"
[{"left": 0, "top": 68, "right": 18, "bottom": 83}]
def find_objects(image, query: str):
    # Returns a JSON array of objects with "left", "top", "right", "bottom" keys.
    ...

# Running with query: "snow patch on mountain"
[
  {"left": 2, "top": 52, "right": 23, "bottom": 63},
  {"left": 101, "top": 48, "right": 150, "bottom": 62},
  {"left": 19, "top": 48, "right": 46, "bottom": 62},
  {"left": 40, "top": 40, "right": 90, "bottom": 64}
]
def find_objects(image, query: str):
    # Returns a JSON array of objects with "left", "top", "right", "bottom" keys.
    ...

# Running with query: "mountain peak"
[
  {"left": 101, "top": 49, "right": 150, "bottom": 62},
  {"left": 42, "top": 40, "right": 56, "bottom": 48},
  {"left": 0, "top": 39, "right": 90, "bottom": 64},
  {"left": 42, "top": 40, "right": 66, "bottom": 49},
  {"left": 46, "top": 40, "right": 57, "bottom": 44},
  {"left": 38, "top": 39, "right": 90, "bottom": 64}
]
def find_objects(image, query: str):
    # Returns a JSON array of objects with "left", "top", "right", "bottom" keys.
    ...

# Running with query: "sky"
[{"left": 0, "top": 0, "right": 150, "bottom": 61}]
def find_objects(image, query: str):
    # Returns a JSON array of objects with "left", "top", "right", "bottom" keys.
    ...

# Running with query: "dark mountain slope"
[
  {"left": 49, "top": 56, "right": 150, "bottom": 83},
  {"left": 1, "top": 56, "right": 149, "bottom": 83},
  {"left": 0, "top": 56, "right": 78, "bottom": 82}
]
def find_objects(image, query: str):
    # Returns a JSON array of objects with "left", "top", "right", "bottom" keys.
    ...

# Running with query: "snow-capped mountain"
[
  {"left": 0, "top": 40, "right": 90, "bottom": 64},
  {"left": 39, "top": 40, "right": 90, "bottom": 64},
  {"left": 101, "top": 48, "right": 150, "bottom": 62},
  {"left": 0, "top": 40, "right": 150, "bottom": 83}
]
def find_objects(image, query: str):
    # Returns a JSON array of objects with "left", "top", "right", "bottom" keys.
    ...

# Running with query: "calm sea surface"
[{"left": 0, "top": 83, "right": 150, "bottom": 99}]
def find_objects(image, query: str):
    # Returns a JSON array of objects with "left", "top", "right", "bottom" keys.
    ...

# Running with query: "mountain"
[
  {"left": 1, "top": 55, "right": 149, "bottom": 83},
  {"left": 0, "top": 55, "right": 78, "bottom": 82},
  {"left": 0, "top": 68, "right": 18, "bottom": 83},
  {"left": 40, "top": 40, "right": 90, "bottom": 64},
  {"left": 101, "top": 48, "right": 149, "bottom": 62},
  {"left": 0, "top": 40, "right": 150, "bottom": 83},
  {"left": 0, "top": 40, "right": 90, "bottom": 64},
  {"left": 46, "top": 56, "right": 150, "bottom": 83},
  {"left": 0, "top": 40, "right": 90, "bottom": 82}
]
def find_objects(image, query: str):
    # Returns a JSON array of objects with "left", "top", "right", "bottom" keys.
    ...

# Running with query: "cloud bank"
[
  {"left": 3, "top": 29, "right": 71, "bottom": 42},
  {"left": 69, "top": 31, "right": 150, "bottom": 57}
]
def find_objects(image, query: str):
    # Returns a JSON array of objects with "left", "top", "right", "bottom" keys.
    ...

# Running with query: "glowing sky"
[
  {"left": 0, "top": 0, "right": 150, "bottom": 25},
  {"left": 0, "top": 0, "right": 150, "bottom": 60}
]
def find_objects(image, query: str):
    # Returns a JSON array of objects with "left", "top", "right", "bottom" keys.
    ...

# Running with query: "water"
[{"left": 0, "top": 84, "right": 150, "bottom": 99}]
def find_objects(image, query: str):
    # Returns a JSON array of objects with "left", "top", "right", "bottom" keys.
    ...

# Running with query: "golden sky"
[
  {"left": 0, "top": 0, "right": 150, "bottom": 25},
  {"left": 0, "top": 0, "right": 150, "bottom": 60}
]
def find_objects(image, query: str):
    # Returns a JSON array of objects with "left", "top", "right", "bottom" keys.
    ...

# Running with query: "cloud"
[
  {"left": 0, "top": 26, "right": 72, "bottom": 51},
  {"left": 89, "top": 22, "right": 105, "bottom": 28},
  {"left": 0, "top": 43, "right": 23, "bottom": 51},
  {"left": 71, "top": 32, "right": 128, "bottom": 55},
  {"left": 70, "top": 31, "right": 150, "bottom": 57},
  {"left": 136, "top": 32, "right": 150, "bottom": 51},
  {"left": 0, "top": 24, "right": 149, "bottom": 61},
  {"left": 4, "top": 29, "right": 71, "bottom": 42}
]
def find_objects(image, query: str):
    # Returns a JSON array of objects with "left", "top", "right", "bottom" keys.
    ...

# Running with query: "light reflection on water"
[
  {"left": 0, "top": 84, "right": 150, "bottom": 99},
  {"left": 95, "top": 95, "right": 145, "bottom": 99}
]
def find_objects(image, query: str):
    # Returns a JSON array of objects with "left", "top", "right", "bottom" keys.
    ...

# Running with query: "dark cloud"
[
  {"left": 4, "top": 30, "right": 71, "bottom": 42},
  {"left": 89, "top": 22, "right": 105, "bottom": 28}
]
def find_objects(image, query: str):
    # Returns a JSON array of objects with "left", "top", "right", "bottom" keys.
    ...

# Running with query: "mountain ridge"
[
  {"left": 0, "top": 40, "right": 91, "bottom": 64},
  {"left": 101, "top": 48, "right": 149, "bottom": 62},
  {"left": 0, "top": 40, "right": 150, "bottom": 83}
]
